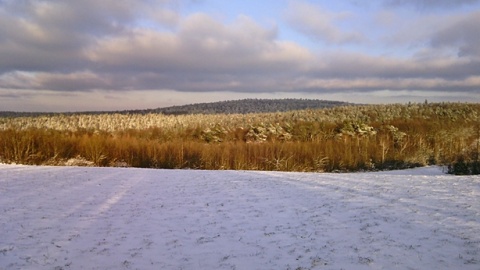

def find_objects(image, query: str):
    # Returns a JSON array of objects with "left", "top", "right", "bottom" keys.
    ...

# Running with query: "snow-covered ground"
[{"left": 0, "top": 164, "right": 479, "bottom": 270}]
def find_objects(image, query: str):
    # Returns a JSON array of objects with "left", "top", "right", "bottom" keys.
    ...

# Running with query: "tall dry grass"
[{"left": 1, "top": 103, "right": 479, "bottom": 172}]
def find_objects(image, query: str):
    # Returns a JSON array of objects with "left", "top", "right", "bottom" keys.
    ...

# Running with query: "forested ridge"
[
  {"left": 0, "top": 98, "right": 352, "bottom": 117},
  {"left": 1, "top": 102, "right": 479, "bottom": 174},
  {"left": 152, "top": 98, "right": 353, "bottom": 115}
]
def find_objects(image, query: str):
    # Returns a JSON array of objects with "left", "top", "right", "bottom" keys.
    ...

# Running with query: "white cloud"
[
  {"left": 86, "top": 13, "right": 313, "bottom": 75},
  {"left": 285, "top": 1, "right": 365, "bottom": 44}
]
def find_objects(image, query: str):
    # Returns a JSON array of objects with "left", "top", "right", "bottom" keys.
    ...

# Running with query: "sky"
[{"left": 0, "top": 0, "right": 479, "bottom": 112}]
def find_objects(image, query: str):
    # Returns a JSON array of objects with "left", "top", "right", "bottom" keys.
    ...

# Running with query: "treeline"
[
  {"left": 0, "top": 98, "right": 351, "bottom": 117},
  {"left": 153, "top": 98, "right": 353, "bottom": 115},
  {"left": 0, "top": 103, "right": 479, "bottom": 174}
]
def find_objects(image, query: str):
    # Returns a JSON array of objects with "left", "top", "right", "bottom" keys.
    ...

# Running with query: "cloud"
[
  {"left": 374, "top": 8, "right": 480, "bottom": 62},
  {"left": 83, "top": 13, "right": 314, "bottom": 92},
  {"left": 384, "top": 0, "right": 480, "bottom": 9},
  {"left": 430, "top": 11, "right": 480, "bottom": 58},
  {"left": 87, "top": 14, "right": 311, "bottom": 73},
  {"left": 0, "top": 0, "right": 180, "bottom": 73},
  {"left": 285, "top": 1, "right": 365, "bottom": 44},
  {"left": 0, "top": 0, "right": 478, "bottom": 104},
  {"left": 294, "top": 76, "right": 480, "bottom": 92},
  {"left": 311, "top": 51, "right": 479, "bottom": 80},
  {"left": 0, "top": 10, "right": 314, "bottom": 92}
]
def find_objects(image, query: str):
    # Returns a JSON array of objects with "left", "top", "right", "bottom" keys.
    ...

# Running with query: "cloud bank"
[{"left": 0, "top": 0, "right": 479, "bottom": 111}]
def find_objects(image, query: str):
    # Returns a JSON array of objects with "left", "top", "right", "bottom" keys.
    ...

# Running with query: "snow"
[{"left": 0, "top": 164, "right": 479, "bottom": 270}]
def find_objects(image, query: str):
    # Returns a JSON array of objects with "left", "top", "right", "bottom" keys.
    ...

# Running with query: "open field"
[{"left": 1, "top": 164, "right": 479, "bottom": 269}]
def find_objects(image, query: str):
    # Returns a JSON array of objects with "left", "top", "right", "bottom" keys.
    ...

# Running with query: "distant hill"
[
  {"left": 148, "top": 99, "right": 354, "bottom": 115},
  {"left": 0, "top": 99, "right": 355, "bottom": 117}
]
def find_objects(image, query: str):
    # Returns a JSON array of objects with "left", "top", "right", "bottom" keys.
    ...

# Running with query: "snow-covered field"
[{"left": 1, "top": 164, "right": 479, "bottom": 270}]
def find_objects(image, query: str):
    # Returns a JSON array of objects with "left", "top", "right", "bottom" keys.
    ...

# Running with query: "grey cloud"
[
  {"left": 293, "top": 76, "right": 480, "bottom": 93},
  {"left": 0, "top": 71, "right": 112, "bottom": 91},
  {"left": 292, "top": 52, "right": 480, "bottom": 93},
  {"left": 378, "top": 9, "right": 480, "bottom": 64},
  {"left": 7, "top": 0, "right": 167, "bottom": 35},
  {"left": 384, "top": 0, "right": 480, "bottom": 9},
  {"left": 0, "top": 0, "right": 180, "bottom": 73},
  {"left": 0, "top": 0, "right": 479, "bottom": 97},
  {"left": 430, "top": 11, "right": 480, "bottom": 58},
  {"left": 310, "top": 52, "right": 480, "bottom": 80},
  {"left": 0, "top": 92, "right": 24, "bottom": 99},
  {"left": 0, "top": 7, "right": 315, "bottom": 92}
]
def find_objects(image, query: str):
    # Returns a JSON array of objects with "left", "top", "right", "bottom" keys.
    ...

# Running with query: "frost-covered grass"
[{"left": 1, "top": 165, "right": 479, "bottom": 269}]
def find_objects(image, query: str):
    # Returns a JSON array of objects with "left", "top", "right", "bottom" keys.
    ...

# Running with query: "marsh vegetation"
[{"left": 1, "top": 102, "right": 479, "bottom": 174}]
